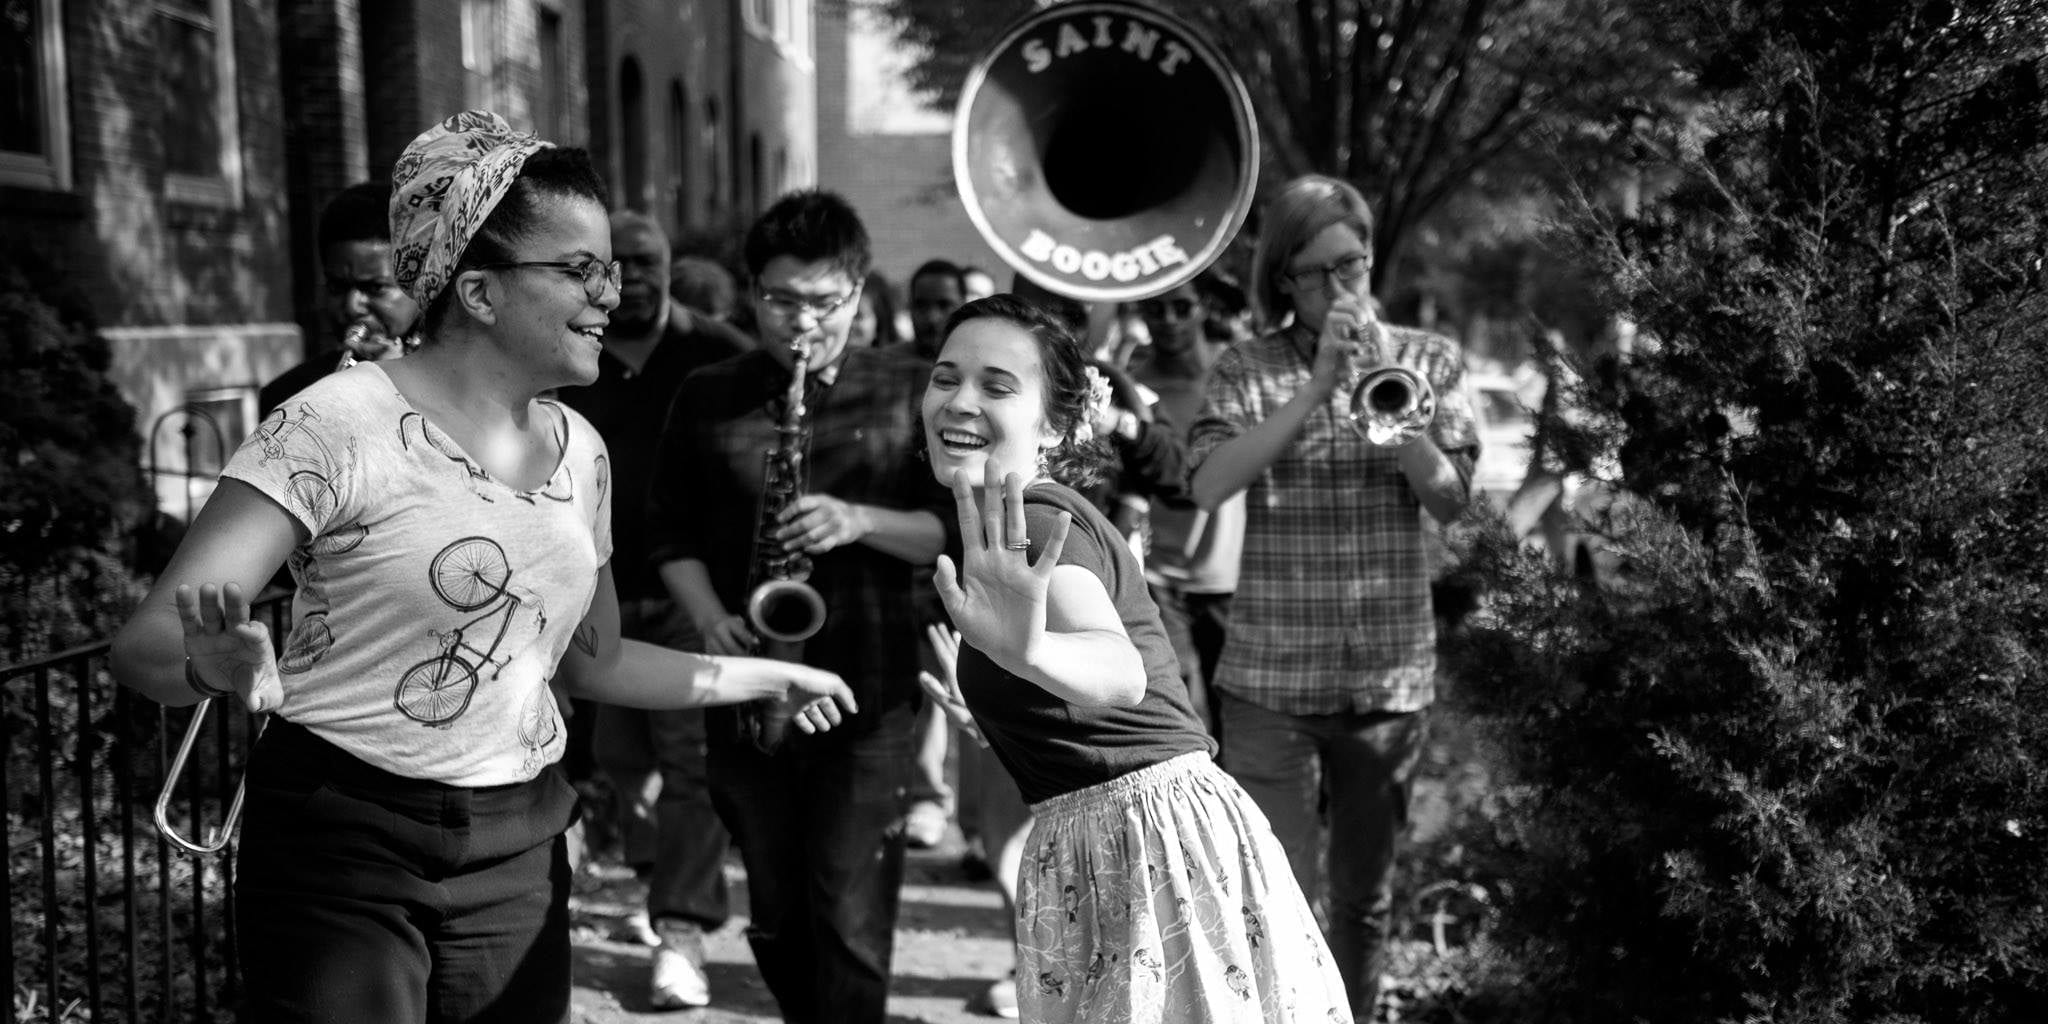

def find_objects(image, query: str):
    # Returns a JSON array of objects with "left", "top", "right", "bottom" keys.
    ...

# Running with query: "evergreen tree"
[{"left": 1453, "top": 1, "right": 2048, "bottom": 1020}]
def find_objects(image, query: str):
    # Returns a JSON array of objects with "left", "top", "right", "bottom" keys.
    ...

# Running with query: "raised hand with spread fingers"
[{"left": 931, "top": 460, "right": 1070, "bottom": 672}]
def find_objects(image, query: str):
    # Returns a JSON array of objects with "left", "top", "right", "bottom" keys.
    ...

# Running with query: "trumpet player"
[
  {"left": 1186, "top": 174, "right": 1480, "bottom": 1020},
  {"left": 645, "top": 191, "right": 951, "bottom": 1024},
  {"left": 259, "top": 181, "right": 421, "bottom": 417}
]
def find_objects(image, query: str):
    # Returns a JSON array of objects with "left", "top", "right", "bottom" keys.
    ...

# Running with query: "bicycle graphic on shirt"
[{"left": 395, "top": 536, "right": 532, "bottom": 725}]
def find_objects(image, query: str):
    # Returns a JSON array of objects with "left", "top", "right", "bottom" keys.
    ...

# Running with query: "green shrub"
[
  {"left": 1448, "top": 2, "right": 2048, "bottom": 1021},
  {"left": 0, "top": 255, "right": 150, "bottom": 661}
]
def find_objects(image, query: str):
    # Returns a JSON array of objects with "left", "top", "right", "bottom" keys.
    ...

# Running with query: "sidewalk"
[{"left": 568, "top": 842, "right": 1016, "bottom": 1023}]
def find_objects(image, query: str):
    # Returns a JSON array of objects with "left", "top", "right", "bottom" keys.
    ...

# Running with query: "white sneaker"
[{"left": 648, "top": 920, "right": 710, "bottom": 1010}]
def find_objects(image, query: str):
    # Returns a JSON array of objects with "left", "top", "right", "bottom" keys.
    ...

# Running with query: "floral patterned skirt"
[{"left": 1017, "top": 752, "right": 1352, "bottom": 1023}]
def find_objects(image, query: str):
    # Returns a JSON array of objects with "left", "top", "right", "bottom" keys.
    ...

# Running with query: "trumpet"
[
  {"left": 153, "top": 697, "right": 265, "bottom": 856},
  {"left": 336, "top": 319, "right": 419, "bottom": 371},
  {"left": 1340, "top": 323, "right": 1437, "bottom": 447}
]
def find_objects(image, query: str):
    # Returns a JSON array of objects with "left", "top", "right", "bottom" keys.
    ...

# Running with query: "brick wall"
[
  {"left": 813, "top": 2, "right": 1000, "bottom": 292},
  {"left": 590, "top": 0, "right": 735, "bottom": 237}
]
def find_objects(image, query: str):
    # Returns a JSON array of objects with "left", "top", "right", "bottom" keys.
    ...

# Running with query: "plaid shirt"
[
  {"left": 646, "top": 344, "right": 951, "bottom": 732},
  {"left": 1186, "top": 325, "right": 1479, "bottom": 714}
]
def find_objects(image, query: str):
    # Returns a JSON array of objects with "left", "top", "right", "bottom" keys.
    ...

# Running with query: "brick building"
[
  {"left": 2, "top": 0, "right": 815, "bottom": 522},
  {"left": 585, "top": 0, "right": 816, "bottom": 243},
  {"left": 815, "top": 1, "right": 998, "bottom": 292}
]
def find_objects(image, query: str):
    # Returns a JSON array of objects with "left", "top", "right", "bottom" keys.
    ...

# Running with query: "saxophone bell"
[{"left": 746, "top": 578, "right": 827, "bottom": 645}]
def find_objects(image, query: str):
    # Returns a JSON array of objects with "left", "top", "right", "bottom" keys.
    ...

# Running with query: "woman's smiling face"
[{"left": 922, "top": 316, "right": 1062, "bottom": 487}]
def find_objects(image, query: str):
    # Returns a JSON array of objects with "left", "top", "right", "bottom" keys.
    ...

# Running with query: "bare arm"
[
  {"left": 1188, "top": 383, "right": 1330, "bottom": 510},
  {"left": 561, "top": 563, "right": 855, "bottom": 727},
  {"left": 110, "top": 480, "right": 305, "bottom": 707},
  {"left": 774, "top": 496, "right": 944, "bottom": 564},
  {"left": 1394, "top": 435, "right": 1472, "bottom": 523},
  {"left": 659, "top": 557, "right": 756, "bottom": 656}
]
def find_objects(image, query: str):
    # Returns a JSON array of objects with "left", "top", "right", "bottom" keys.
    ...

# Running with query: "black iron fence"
[{"left": 4, "top": 596, "right": 288, "bottom": 1024}]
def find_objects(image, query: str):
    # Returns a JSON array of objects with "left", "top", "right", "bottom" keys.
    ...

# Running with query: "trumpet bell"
[
  {"left": 1348, "top": 367, "right": 1438, "bottom": 448},
  {"left": 953, "top": 0, "right": 1258, "bottom": 304}
]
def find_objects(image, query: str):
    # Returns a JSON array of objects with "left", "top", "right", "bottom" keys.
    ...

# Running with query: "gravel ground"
[{"left": 567, "top": 836, "right": 1017, "bottom": 1024}]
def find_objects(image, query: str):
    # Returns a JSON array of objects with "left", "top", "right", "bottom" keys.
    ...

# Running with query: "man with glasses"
[
  {"left": 1187, "top": 175, "right": 1478, "bottom": 1019},
  {"left": 645, "top": 190, "right": 949, "bottom": 1024},
  {"left": 261, "top": 181, "right": 421, "bottom": 417},
  {"left": 554, "top": 211, "right": 749, "bottom": 1010}
]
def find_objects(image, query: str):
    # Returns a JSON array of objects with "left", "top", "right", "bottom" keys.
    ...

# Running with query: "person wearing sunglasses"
[
  {"left": 109, "top": 112, "right": 857, "bottom": 1023},
  {"left": 645, "top": 190, "right": 953, "bottom": 1024},
  {"left": 1185, "top": 174, "right": 1480, "bottom": 1020}
]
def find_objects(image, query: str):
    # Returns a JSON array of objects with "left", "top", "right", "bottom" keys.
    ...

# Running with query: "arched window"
[
  {"left": 619, "top": 56, "right": 646, "bottom": 210},
  {"left": 703, "top": 96, "right": 723, "bottom": 222},
  {"left": 668, "top": 80, "right": 690, "bottom": 231},
  {"left": 749, "top": 131, "right": 764, "bottom": 216}
]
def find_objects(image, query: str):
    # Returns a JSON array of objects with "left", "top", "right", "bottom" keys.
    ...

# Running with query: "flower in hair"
[{"left": 1074, "top": 366, "right": 1113, "bottom": 445}]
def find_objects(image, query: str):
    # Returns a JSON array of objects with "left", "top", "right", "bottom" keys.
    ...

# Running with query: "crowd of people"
[{"left": 111, "top": 109, "right": 1478, "bottom": 1024}]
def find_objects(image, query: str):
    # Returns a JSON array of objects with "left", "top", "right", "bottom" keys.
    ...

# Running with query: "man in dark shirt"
[
  {"left": 646, "top": 191, "right": 948, "bottom": 1024},
  {"left": 555, "top": 210, "right": 750, "bottom": 1009},
  {"left": 260, "top": 182, "right": 419, "bottom": 416}
]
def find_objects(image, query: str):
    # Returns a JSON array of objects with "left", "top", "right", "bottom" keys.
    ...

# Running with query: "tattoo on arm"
[{"left": 572, "top": 622, "right": 599, "bottom": 659}]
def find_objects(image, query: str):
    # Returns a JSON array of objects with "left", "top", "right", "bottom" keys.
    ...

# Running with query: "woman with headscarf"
[{"left": 109, "top": 111, "right": 856, "bottom": 1023}]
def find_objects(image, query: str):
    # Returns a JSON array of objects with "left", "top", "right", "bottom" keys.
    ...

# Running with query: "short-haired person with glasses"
[
  {"left": 645, "top": 190, "right": 952, "bottom": 1024},
  {"left": 1187, "top": 174, "right": 1480, "bottom": 1019},
  {"left": 108, "top": 111, "right": 855, "bottom": 1023}
]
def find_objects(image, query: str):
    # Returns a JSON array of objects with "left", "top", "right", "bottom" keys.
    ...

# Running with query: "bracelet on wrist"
[{"left": 184, "top": 658, "right": 234, "bottom": 699}]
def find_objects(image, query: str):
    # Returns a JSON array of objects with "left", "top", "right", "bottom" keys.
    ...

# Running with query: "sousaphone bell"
[{"left": 954, "top": 0, "right": 1259, "bottom": 304}]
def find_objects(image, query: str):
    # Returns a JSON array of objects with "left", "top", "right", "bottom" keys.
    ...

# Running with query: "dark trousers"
[
  {"left": 1218, "top": 692, "right": 1425, "bottom": 1019},
  {"left": 707, "top": 708, "right": 911, "bottom": 1024},
  {"left": 591, "top": 598, "right": 731, "bottom": 929},
  {"left": 235, "top": 719, "right": 578, "bottom": 1024}
]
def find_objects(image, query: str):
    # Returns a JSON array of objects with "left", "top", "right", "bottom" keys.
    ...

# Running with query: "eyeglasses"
[
  {"left": 474, "top": 256, "right": 622, "bottom": 303},
  {"left": 1283, "top": 253, "right": 1372, "bottom": 292},
  {"left": 758, "top": 287, "right": 859, "bottom": 321}
]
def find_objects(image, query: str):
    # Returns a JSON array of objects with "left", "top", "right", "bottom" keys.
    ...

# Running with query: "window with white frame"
[
  {"left": 461, "top": 0, "right": 501, "bottom": 113},
  {"left": 744, "top": 0, "right": 812, "bottom": 63},
  {"left": 0, "top": 0, "right": 73, "bottom": 190},
  {"left": 156, "top": 0, "right": 242, "bottom": 205}
]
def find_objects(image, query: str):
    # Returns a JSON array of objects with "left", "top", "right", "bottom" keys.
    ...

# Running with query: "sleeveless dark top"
[{"left": 953, "top": 482, "right": 1217, "bottom": 804}]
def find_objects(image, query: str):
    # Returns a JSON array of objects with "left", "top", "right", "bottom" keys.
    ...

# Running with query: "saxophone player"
[{"left": 645, "top": 190, "right": 952, "bottom": 1024}]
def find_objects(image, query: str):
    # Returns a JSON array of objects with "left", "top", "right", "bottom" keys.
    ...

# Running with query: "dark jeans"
[
  {"left": 707, "top": 706, "right": 912, "bottom": 1024},
  {"left": 235, "top": 719, "right": 578, "bottom": 1024},
  {"left": 1218, "top": 691, "right": 1425, "bottom": 1019},
  {"left": 591, "top": 599, "right": 730, "bottom": 929}
]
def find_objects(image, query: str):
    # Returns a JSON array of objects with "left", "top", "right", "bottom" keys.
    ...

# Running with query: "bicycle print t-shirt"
[{"left": 221, "top": 362, "right": 613, "bottom": 786}]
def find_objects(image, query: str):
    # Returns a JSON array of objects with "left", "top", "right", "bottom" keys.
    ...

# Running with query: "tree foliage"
[
  {"left": 0, "top": 257, "right": 150, "bottom": 660},
  {"left": 871, "top": 0, "right": 1683, "bottom": 278},
  {"left": 1450, "top": 0, "right": 2048, "bottom": 1019}
]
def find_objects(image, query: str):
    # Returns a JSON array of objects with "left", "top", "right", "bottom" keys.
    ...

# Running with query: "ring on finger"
[{"left": 1004, "top": 539, "right": 1031, "bottom": 550}]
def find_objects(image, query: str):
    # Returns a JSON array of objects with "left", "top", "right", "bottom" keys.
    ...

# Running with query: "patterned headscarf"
[{"left": 388, "top": 110, "right": 552, "bottom": 311}]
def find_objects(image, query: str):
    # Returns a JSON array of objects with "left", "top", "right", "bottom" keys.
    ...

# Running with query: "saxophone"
[{"left": 740, "top": 334, "right": 829, "bottom": 750}]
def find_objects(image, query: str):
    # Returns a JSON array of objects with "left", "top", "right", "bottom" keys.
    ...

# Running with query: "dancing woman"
[
  {"left": 918, "top": 295, "right": 1351, "bottom": 1022},
  {"left": 109, "top": 111, "right": 854, "bottom": 1024}
]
